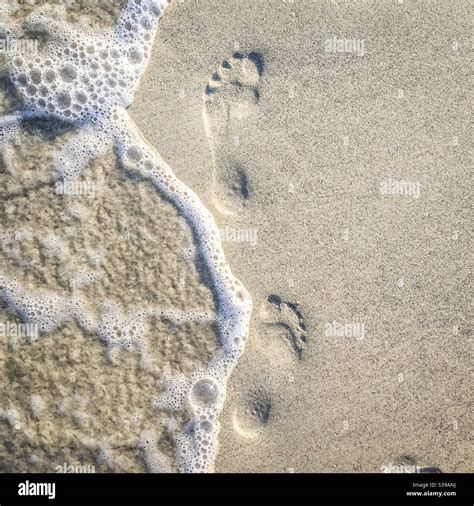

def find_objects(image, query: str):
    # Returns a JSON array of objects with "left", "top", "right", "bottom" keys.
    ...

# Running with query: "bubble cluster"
[
  {"left": 97, "top": 306, "right": 147, "bottom": 359},
  {"left": 139, "top": 430, "right": 172, "bottom": 473},
  {"left": 8, "top": 1, "right": 170, "bottom": 125}
]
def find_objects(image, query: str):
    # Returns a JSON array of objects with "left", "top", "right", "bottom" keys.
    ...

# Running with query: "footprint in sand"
[
  {"left": 262, "top": 295, "right": 308, "bottom": 360},
  {"left": 232, "top": 295, "right": 307, "bottom": 440},
  {"left": 383, "top": 455, "right": 442, "bottom": 473},
  {"left": 232, "top": 386, "right": 272, "bottom": 439},
  {"left": 202, "top": 51, "right": 264, "bottom": 214}
]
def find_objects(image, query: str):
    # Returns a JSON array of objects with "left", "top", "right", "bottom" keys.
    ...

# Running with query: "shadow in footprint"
[
  {"left": 395, "top": 455, "right": 442, "bottom": 474},
  {"left": 247, "top": 387, "right": 272, "bottom": 426},
  {"left": 228, "top": 164, "right": 251, "bottom": 201},
  {"left": 248, "top": 52, "right": 265, "bottom": 77}
]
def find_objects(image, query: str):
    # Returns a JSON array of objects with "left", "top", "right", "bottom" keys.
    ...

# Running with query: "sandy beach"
[{"left": 0, "top": 0, "right": 471, "bottom": 474}]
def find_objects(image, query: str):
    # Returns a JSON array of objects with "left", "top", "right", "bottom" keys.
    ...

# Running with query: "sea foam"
[{"left": 0, "top": 0, "right": 252, "bottom": 472}]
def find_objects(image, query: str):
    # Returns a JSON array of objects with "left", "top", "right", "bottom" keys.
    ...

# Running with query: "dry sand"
[{"left": 0, "top": 0, "right": 472, "bottom": 473}]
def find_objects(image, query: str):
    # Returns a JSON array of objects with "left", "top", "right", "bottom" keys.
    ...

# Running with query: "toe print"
[
  {"left": 266, "top": 294, "right": 308, "bottom": 360},
  {"left": 205, "top": 51, "right": 264, "bottom": 99}
]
